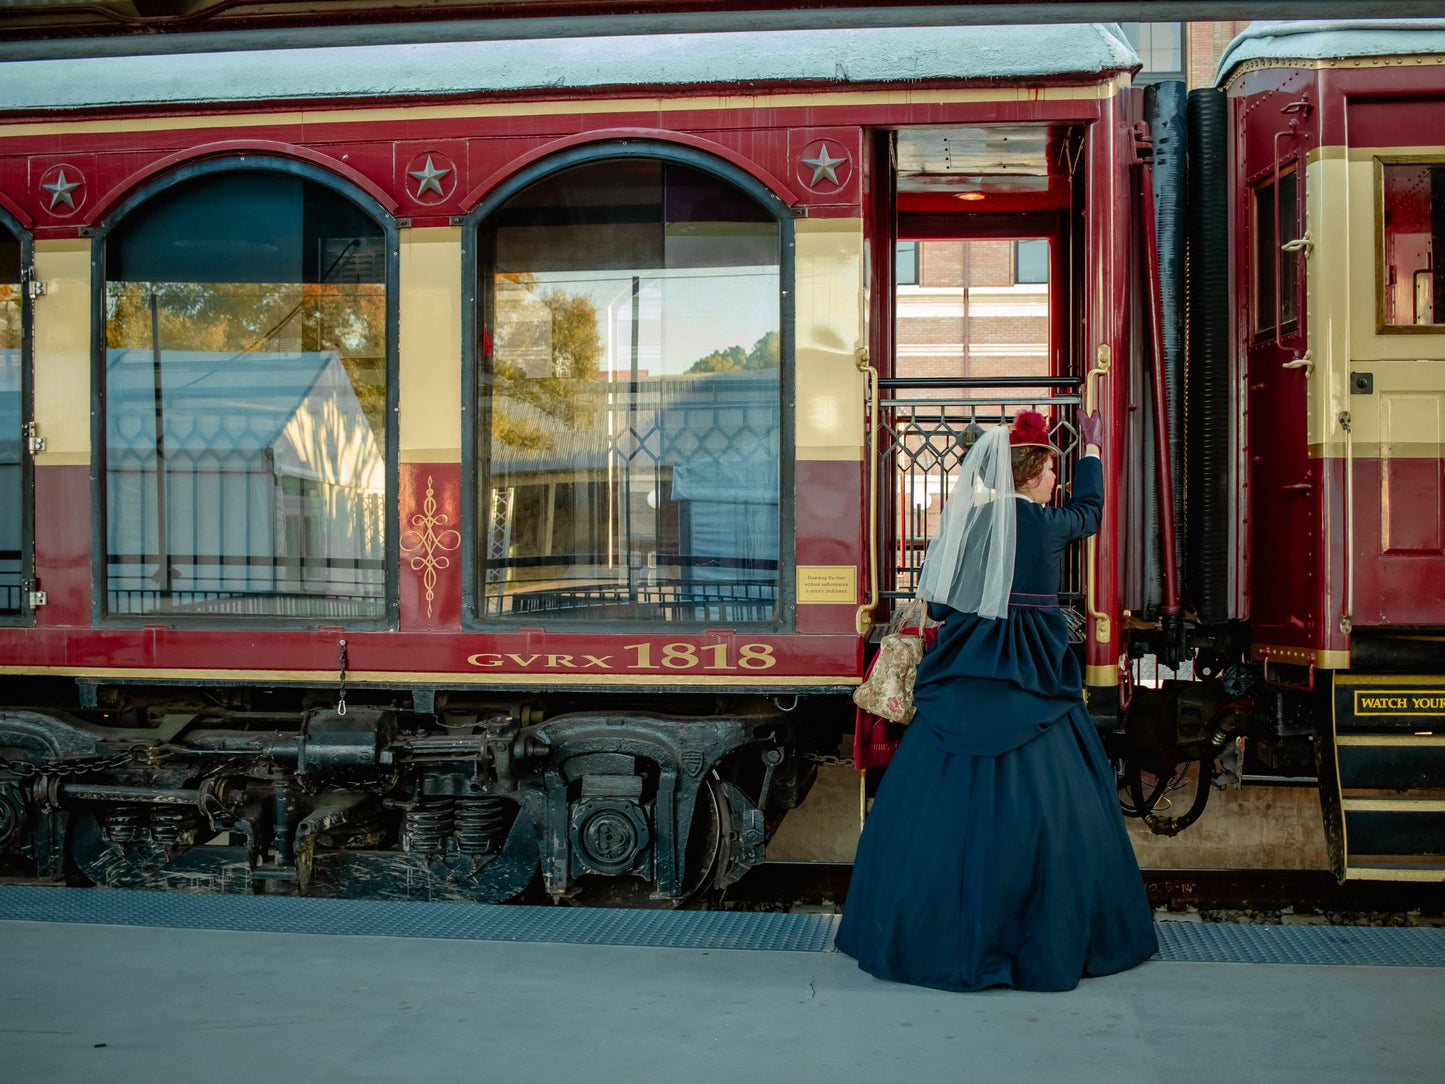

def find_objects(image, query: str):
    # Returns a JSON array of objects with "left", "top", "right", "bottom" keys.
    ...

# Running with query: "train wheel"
[{"left": 560, "top": 775, "right": 730, "bottom": 909}]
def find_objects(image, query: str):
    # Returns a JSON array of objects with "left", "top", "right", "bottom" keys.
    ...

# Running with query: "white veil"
[{"left": 916, "top": 424, "right": 1016, "bottom": 619}]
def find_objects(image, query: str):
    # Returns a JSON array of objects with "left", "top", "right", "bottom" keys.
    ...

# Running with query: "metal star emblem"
[
  {"left": 801, "top": 143, "right": 847, "bottom": 187},
  {"left": 407, "top": 155, "right": 452, "bottom": 198},
  {"left": 41, "top": 168, "right": 81, "bottom": 210}
]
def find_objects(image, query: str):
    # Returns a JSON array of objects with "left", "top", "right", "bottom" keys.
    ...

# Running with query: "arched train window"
[
  {"left": 478, "top": 155, "right": 784, "bottom": 623},
  {"left": 103, "top": 169, "right": 390, "bottom": 619}
]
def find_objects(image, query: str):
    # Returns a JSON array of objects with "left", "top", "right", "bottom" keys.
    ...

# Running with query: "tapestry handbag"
[{"left": 852, "top": 598, "right": 929, "bottom": 725}]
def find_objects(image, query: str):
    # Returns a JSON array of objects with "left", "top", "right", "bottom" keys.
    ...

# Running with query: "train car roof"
[
  {"left": 1218, "top": 19, "right": 1445, "bottom": 86},
  {"left": 0, "top": 24, "right": 1138, "bottom": 113}
]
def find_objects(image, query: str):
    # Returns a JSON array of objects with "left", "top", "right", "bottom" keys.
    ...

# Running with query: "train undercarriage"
[{"left": 0, "top": 686, "right": 820, "bottom": 904}]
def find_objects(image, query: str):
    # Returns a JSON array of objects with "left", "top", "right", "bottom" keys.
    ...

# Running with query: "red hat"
[{"left": 1010, "top": 410, "right": 1060, "bottom": 452}]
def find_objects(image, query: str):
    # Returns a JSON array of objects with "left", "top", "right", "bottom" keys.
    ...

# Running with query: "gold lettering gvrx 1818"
[{"left": 467, "top": 642, "right": 777, "bottom": 672}]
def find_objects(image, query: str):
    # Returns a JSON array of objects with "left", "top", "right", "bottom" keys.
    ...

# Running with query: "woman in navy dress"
[{"left": 835, "top": 410, "right": 1157, "bottom": 992}]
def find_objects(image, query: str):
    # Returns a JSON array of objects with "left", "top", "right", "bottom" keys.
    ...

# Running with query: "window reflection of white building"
[
  {"left": 486, "top": 367, "right": 779, "bottom": 622},
  {"left": 105, "top": 348, "right": 384, "bottom": 617}
]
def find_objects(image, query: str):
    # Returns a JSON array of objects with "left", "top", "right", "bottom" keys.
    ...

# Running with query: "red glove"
[{"left": 1078, "top": 409, "right": 1103, "bottom": 448}]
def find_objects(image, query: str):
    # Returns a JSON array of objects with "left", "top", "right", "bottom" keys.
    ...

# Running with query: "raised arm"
[{"left": 1041, "top": 452, "right": 1104, "bottom": 544}]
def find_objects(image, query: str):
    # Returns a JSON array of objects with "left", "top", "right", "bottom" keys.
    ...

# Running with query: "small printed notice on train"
[
  {"left": 796, "top": 566, "right": 857, "bottom": 604},
  {"left": 1354, "top": 690, "right": 1445, "bottom": 716}
]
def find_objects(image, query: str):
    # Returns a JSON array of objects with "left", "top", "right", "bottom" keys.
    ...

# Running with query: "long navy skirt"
[{"left": 834, "top": 704, "right": 1157, "bottom": 992}]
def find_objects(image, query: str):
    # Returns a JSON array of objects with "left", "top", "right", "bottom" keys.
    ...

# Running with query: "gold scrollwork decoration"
[{"left": 400, "top": 475, "right": 461, "bottom": 618}]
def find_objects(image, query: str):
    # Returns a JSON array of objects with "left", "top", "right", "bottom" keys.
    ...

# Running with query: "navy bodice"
[{"left": 912, "top": 455, "right": 1103, "bottom": 756}]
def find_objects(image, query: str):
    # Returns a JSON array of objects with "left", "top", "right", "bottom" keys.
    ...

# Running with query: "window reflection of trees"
[
  {"left": 103, "top": 172, "right": 388, "bottom": 619},
  {"left": 481, "top": 158, "right": 783, "bottom": 623}
]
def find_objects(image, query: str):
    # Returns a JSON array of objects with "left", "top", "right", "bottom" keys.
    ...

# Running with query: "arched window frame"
[
  {"left": 0, "top": 206, "right": 34, "bottom": 626},
  {"left": 459, "top": 140, "right": 797, "bottom": 630},
  {"left": 90, "top": 154, "right": 400, "bottom": 627}
]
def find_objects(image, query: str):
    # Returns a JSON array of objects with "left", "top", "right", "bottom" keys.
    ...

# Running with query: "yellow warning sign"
[
  {"left": 1354, "top": 690, "right": 1445, "bottom": 716},
  {"left": 797, "top": 565, "right": 858, "bottom": 604}
]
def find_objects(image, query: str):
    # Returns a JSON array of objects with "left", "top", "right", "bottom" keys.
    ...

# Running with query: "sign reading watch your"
[{"left": 1353, "top": 690, "right": 1445, "bottom": 716}]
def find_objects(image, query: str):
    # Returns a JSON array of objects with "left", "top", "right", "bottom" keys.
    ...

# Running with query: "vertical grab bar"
[
  {"left": 1339, "top": 410, "right": 1354, "bottom": 636},
  {"left": 856, "top": 349, "right": 880, "bottom": 635},
  {"left": 1272, "top": 101, "right": 1313, "bottom": 351},
  {"left": 1085, "top": 343, "right": 1111, "bottom": 644}
]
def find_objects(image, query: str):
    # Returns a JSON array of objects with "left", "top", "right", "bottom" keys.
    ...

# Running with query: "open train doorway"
[{"left": 874, "top": 125, "right": 1083, "bottom": 609}]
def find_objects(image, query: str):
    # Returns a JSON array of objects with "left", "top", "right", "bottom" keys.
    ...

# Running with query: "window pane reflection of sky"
[{"left": 527, "top": 267, "right": 780, "bottom": 377}]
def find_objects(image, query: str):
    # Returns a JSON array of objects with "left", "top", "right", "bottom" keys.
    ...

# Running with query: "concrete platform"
[{"left": 1, "top": 889, "right": 1442, "bottom": 1083}]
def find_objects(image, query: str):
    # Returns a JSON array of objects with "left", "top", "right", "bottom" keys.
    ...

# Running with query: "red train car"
[
  {"left": 0, "top": 18, "right": 1441, "bottom": 900},
  {"left": 1095, "top": 20, "right": 1445, "bottom": 884},
  {"left": 1213, "top": 21, "right": 1445, "bottom": 881},
  {"left": 0, "top": 22, "right": 1142, "bottom": 901}
]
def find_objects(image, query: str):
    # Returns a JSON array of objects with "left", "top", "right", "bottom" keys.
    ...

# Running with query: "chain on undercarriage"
[{"left": 0, "top": 746, "right": 148, "bottom": 779}]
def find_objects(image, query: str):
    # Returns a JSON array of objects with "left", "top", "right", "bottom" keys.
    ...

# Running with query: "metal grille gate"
[{"left": 877, "top": 375, "right": 1085, "bottom": 609}]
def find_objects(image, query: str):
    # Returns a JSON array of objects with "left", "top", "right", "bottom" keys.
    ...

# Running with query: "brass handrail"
[
  {"left": 855, "top": 349, "right": 879, "bottom": 635},
  {"left": 1339, "top": 409, "right": 1354, "bottom": 636},
  {"left": 1085, "top": 342, "right": 1111, "bottom": 644}
]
